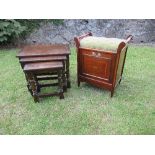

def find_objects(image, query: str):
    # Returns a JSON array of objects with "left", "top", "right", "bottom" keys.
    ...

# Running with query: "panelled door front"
[{"left": 79, "top": 49, "right": 115, "bottom": 82}]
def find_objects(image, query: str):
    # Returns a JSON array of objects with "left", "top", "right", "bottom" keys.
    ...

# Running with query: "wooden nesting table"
[
  {"left": 17, "top": 44, "right": 71, "bottom": 88},
  {"left": 17, "top": 44, "right": 71, "bottom": 102}
]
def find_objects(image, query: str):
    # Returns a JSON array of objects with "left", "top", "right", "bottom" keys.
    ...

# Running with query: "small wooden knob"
[
  {"left": 97, "top": 53, "right": 101, "bottom": 57},
  {"left": 92, "top": 52, "right": 96, "bottom": 56}
]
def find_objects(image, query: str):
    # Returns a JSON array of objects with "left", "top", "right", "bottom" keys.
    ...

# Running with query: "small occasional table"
[{"left": 17, "top": 44, "right": 71, "bottom": 88}]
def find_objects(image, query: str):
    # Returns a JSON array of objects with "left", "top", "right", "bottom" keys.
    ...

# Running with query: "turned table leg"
[
  {"left": 22, "top": 72, "right": 33, "bottom": 96},
  {"left": 27, "top": 72, "right": 39, "bottom": 102},
  {"left": 62, "top": 60, "right": 67, "bottom": 92},
  {"left": 66, "top": 55, "right": 71, "bottom": 88},
  {"left": 58, "top": 70, "right": 64, "bottom": 99}
]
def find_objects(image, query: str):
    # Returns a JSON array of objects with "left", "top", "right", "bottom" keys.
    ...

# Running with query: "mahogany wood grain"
[{"left": 74, "top": 33, "right": 133, "bottom": 97}]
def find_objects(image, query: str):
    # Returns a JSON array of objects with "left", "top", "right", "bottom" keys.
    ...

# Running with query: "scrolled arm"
[
  {"left": 125, "top": 35, "right": 133, "bottom": 43},
  {"left": 74, "top": 32, "right": 92, "bottom": 48}
]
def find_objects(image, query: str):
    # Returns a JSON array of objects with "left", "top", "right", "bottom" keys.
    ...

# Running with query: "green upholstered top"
[{"left": 80, "top": 36, "right": 126, "bottom": 52}]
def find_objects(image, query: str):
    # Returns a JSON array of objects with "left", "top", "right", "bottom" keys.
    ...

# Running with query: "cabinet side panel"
[{"left": 116, "top": 47, "right": 127, "bottom": 84}]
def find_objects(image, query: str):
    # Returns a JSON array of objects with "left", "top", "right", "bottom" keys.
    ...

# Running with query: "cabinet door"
[{"left": 80, "top": 49, "right": 115, "bottom": 82}]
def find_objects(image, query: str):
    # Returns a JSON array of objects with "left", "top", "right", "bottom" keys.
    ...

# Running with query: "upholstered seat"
[{"left": 80, "top": 36, "right": 126, "bottom": 52}]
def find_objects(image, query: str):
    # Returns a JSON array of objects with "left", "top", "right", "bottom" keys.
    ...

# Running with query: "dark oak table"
[
  {"left": 17, "top": 44, "right": 71, "bottom": 88},
  {"left": 24, "top": 61, "right": 64, "bottom": 102}
]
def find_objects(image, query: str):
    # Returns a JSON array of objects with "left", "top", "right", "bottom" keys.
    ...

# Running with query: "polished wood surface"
[
  {"left": 17, "top": 44, "right": 70, "bottom": 57},
  {"left": 79, "top": 49, "right": 115, "bottom": 82},
  {"left": 24, "top": 62, "right": 63, "bottom": 71},
  {"left": 20, "top": 56, "right": 66, "bottom": 63},
  {"left": 74, "top": 33, "right": 133, "bottom": 97}
]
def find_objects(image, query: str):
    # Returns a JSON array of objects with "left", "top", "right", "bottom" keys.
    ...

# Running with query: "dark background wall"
[{"left": 24, "top": 19, "right": 155, "bottom": 45}]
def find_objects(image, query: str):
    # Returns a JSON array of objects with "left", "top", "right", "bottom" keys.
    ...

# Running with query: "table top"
[
  {"left": 17, "top": 44, "right": 70, "bottom": 58},
  {"left": 24, "top": 61, "right": 63, "bottom": 71},
  {"left": 20, "top": 56, "right": 66, "bottom": 62}
]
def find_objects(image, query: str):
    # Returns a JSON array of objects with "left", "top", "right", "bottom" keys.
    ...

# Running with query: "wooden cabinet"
[{"left": 74, "top": 33, "right": 133, "bottom": 97}]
